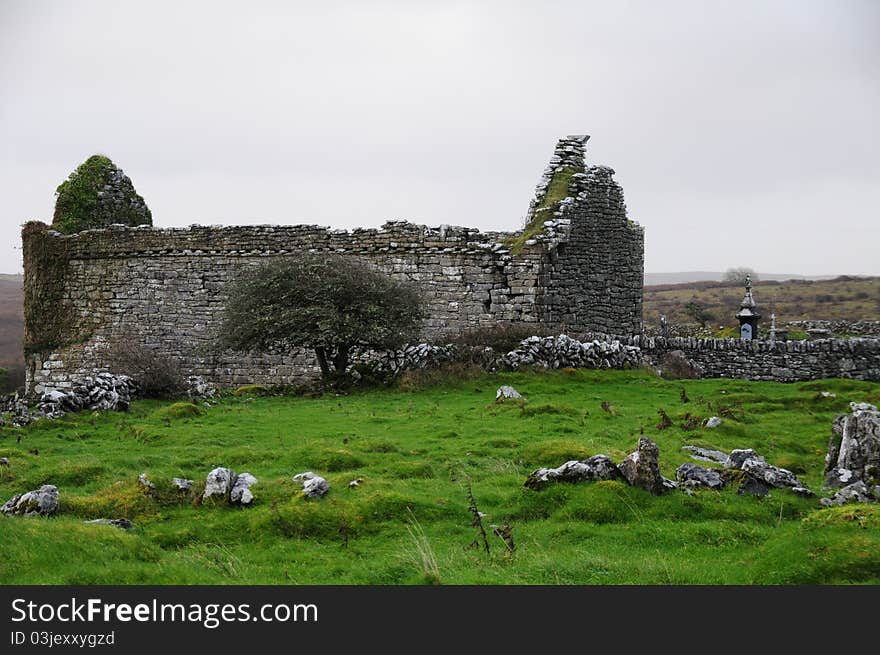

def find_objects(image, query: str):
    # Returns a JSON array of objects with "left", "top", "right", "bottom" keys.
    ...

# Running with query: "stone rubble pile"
[
  {"left": 38, "top": 373, "right": 137, "bottom": 418},
  {"left": 499, "top": 334, "right": 642, "bottom": 371},
  {"left": 186, "top": 375, "right": 216, "bottom": 400},
  {"left": 0, "top": 392, "right": 35, "bottom": 427}
]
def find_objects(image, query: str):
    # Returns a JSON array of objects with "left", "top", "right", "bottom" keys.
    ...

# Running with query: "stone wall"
[
  {"left": 23, "top": 136, "right": 645, "bottom": 394},
  {"left": 785, "top": 320, "right": 880, "bottom": 338},
  {"left": 591, "top": 334, "right": 880, "bottom": 382}
]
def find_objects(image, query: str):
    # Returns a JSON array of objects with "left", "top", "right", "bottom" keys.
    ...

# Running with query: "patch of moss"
[
  {"left": 506, "top": 167, "right": 577, "bottom": 255},
  {"left": 155, "top": 402, "right": 203, "bottom": 420},
  {"left": 22, "top": 221, "right": 76, "bottom": 356},
  {"left": 233, "top": 384, "right": 271, "bottom": 397},
  {"left": 52, "top": 155, "right": 116, "bottom": 234}
]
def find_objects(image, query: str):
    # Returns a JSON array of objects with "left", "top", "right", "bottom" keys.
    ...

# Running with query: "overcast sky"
[{"left": 1, "top": 0, "right": 878, "bottom": 276}]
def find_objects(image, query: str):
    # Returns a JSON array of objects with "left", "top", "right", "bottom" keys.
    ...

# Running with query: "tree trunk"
[
  {"left": 332, "top": 347, "right": 349, "bottom": 374},
  {"left": 314, "top": 347, "right": 330, "bottom": 377}
]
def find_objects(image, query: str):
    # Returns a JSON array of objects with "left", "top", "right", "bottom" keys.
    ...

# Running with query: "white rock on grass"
[
  {"left": 704, "top": 416, "right": 722, "bottom": 428},
  {"left": 1, "top": 484, "right": 59, "bottom": 516},
  {"left": 230, "top": 473, "right": 258, "bottom": 505},
  {"left": 203, "top": 467, "right": 235, "bottom": 500},
  {"left": 495, "top": 385, "right": 523, "bottom": 402},
  {"left": 172, "top": 478, "right": 194, "bottom": 493},
  {"left": 293, "top": 471, "right": 330, "bottom": 499}
]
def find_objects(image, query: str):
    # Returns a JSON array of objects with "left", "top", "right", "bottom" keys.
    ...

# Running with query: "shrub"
[
  {"left": 219, "top": 254, "right": 425, "bottom": 382},
  {"left": 448, "top": 322, "right": 556, "bottom": 354},
  {"left": 106, "top": 340, "right": 187, "bottom": 398}
]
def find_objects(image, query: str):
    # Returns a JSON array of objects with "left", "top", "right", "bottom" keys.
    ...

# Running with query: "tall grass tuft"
[{"left": 404, "top": 508, "right": 441, "bottom": 585}]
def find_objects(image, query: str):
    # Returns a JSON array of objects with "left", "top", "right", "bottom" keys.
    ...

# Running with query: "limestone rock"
[
  {"left": 1, "top": 485, "right": 59, "bottom": 516},
  {"left": 202, "top": 467, "right": 257, "bottom": 505},
  {"left": 824, "top": 402, "right": 880, "bottom": 487},
  {"left": 0, "top": 457, "right": 8, "bottom": 466},
  {"left": 737, "top": 477, "right": 772, "bottom": 497},
  {"left": 820, "top": 481, "right": 877, "bottom": 507},
  {"left": 230, "top": 473, "right": 257, "bottom": 505},
  {"left": 618, "top": 438, "right": 666, "bottom": 495},
  {"left": 728, "top": 449, "right": 758, "bottom": 470},
  {"left": 704, "top": 416, "right": 722, "bottom": 429},
  {"left": 524, "top": 455, "right": 621, "bottom": 490},
  {"left": 138, "top": 473, "right": 154, "bottom": 490},
  {"left": 675, "top": 462, "right": 724, "bottom": 490},
  {"left": 740, "top": 456, "right": 804, "bottom": 489},
  {"left": 172, "top": 478, "right": 194, "bottom": 493},
  {"left": 496, "top": 386, "right": 523, "bottom": 402},
  {"left": 293, "top": 471, "right": 330, "bottom": 499},
  {"left": 203, "top": 467, "right": 235, "bottom": 501},
  {"left": 681, "top": 445, "right": 729, "bottom": 465},
  {"left": 186, "top": 376, "right": 216, "bottom": 400}
]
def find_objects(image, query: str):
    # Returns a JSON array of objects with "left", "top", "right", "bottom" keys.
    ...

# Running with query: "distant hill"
[
  {"left": 644, "top": 275, "right": 880, "bottom": 329},
  {"left": 0, "top": 273, "right": 24, "bottom": 392},
  {"left": 644, "top": 272, "right": 838, "bottom": 286}
]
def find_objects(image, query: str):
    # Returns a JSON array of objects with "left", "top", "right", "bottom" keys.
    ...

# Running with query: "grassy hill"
[
  {"left": 644, "top": 276, "right": 880, "bottom": 330},
  {"left": 2, "top": 369, "right": 878, "bottom": 585}
]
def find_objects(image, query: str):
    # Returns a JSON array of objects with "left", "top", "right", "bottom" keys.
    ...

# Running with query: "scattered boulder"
[
  {"left": 496, "top": 386, "right": 523, "bottom": 402},
  {"left": 740, "top": 456, "right": 804, "bottom": 489},
  {"left": 348, "top": 478, "right": 363, "bottom": 488},
  {"left": 293, "top": 471, "right": 330, "bottom": 499},
  {"left": 618, "top": 438, "right": 666, "bottom": 495},
  {"left": 137, "top": 473, "right": 154, "bottom": 490},
  {"left": 681, "top": 445, "right": 729, "bottom": 465},
  {"left": 202, "top": 467, "right": 256, "bottom": 505},
  {"left": 737, "top": 477, "right": 772, "bottom": 498},
  {"left": 675, "top": 462, "right": 724, "bottom": 490},
  {"left": 230, "top": 473, "right": 258, "bottom": 505},
  {"left": 820, "top": 481, "right": 878, "bottom": 507},
  {"left": 84, "top": 518, "right": 133, "bottom": 530},
  {"left": 792, "top": 487, "right": 815, "bottom": 498},
  {"left": 204, "top": 467, "right": 236, "bottom": 501},
  {"left": 172, "top": 478, "right": 194, "bottom": 493},
  {"left": 1, "top": 485, "right": 59, "bottom": 516},
  {"left": 704, "top": 416, "right": 722, "bottom": 429},
  {"left": 0, "top": 457, "right": 8, "bottom": 466},
  {"left": 824, "top": 401, "right": 880, "bottom": 488},
  {"left": 525, "top": 455, "right": 621, "bottom": 490}
]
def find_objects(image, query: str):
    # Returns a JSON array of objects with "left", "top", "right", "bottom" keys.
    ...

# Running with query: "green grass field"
[{"left": 2, "top": 369, "right": 879, "bottom": 585}]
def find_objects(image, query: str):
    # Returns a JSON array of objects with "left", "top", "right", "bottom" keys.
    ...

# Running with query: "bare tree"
[{"left": 724, "top": 267, "right": 759, "bottom": 285}]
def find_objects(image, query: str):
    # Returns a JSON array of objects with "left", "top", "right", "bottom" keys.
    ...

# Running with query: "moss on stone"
[
  {"left": 506, "top": 167, "right": 577, "bottom": 255},
  {"left": 21, "top": 221, "right": 75, "bottom": 356},
  {"left": 52, "top": 155, "right": 152, "bottom": 234}
]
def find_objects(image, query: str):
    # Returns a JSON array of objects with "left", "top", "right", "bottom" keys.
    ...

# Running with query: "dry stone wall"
[
  {"left": 588, "top": 333, "right": 880, "bottom": 382},
  {"left": 23, "top": 136, "right": 645, "bottom": 394}
]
